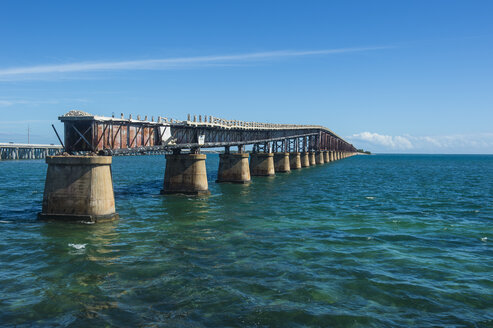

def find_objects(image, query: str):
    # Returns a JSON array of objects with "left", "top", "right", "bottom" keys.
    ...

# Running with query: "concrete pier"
[
  {"left": 301, "top": 152, "right": 310, "bottom": 167},
  {"left": 316, "top": 151, "right": 325, "bottom": 165},
  {"left": 250, "top": 153, "right": 275, "bottom": 176},
  {"left": 216, "top": 153, "right": 251, "bottom": 184},
  {"left": 274, "top": 152, "right": 291, "bottom": 173},
  {"left": 309, "top": 152, "right": 316, "bottom": 166},
  {"left": 324, "top": 151, "right": 330, "bottom": 163},
  {"left": 161, "top": 153, "right": 209, "bottom": 195},
  {"left": 289, "top": 152, "right": 302, "bottom": 170},
  {"left": 38, "top": 156, "right": 118, "bottom": 222}
]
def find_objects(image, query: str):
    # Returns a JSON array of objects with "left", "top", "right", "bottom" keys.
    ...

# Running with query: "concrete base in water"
[
  {"left": 316, "top": 151, "right": 325, "bottom": 165},
  {"left": 38, "top": 156, "right": 118, "bottom": 223},
  {"left": 324, "top": 151, "right": 330, "bottom": 163},
  {"left": 309, "top": 152, "right": 316, "bottom": 166},
  {"left": 250, "top": 153, "right": 275, "bottom": 176},
  {"left": 301, "top": 152, "right": 310, "bottom": 167},
  {"left": 161, "top": 154, "right": 210, "bottom": 195},
  {"left": 289, "top": 152, "right": 302, "bottom": 169},
  {"left": 274, "top": 152, "right": 291, "bottom": 173},
  {"left": 216, "top": 153, "right": 251, "bottom": 184}
]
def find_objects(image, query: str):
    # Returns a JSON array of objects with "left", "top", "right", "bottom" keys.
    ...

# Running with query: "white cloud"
[
  {"left": 0, "top": 46, "right": 389, "bottom": 80},
  {"left": 348, "top": 131, "right": 413, "bottom": 149},
  {"left": 347, "top": 131, "right": 493, "bottom": 153}
]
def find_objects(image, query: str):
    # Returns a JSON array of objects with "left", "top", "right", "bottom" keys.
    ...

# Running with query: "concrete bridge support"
[
  {"left": 38, "top": 156, "right": 118, "bottom": 222},
  {"left": 301, "top": 152, "right": 310, "bottom": 167},
  {"left": 289, "top": 152, "right": 301, "bottom": 170},
  {"left": 250, "top": 153, "right": 275, "bottom": 176},
  {"left": 217, "top": 153, "right": 251, "bottom": 184},
  {"left": 329, "top": 151, "right": 335, "bottom": 162},
  {"left": 161, "top": 153, "right": 209, "bottom": 195},
  {"left": 316, "top": 151, "right": 325, "bottom": 165},
  {"left": 324, "top": 151, "right": 330, "bottom": 163},
  {"left": 274, "top": 152, "right": 291, "bottom": 173},
  {"left": 309, "top": 152, "right": 316, "bottom": 166}
]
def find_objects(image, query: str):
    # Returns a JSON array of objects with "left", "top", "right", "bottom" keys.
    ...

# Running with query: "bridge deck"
[{"left": 59, "top": 111, "right": 356, "bottom": 155}]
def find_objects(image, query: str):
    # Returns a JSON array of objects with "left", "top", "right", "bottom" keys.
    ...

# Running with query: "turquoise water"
[{"left": 0, "top": 154, "right": 492, "bottom": 327}]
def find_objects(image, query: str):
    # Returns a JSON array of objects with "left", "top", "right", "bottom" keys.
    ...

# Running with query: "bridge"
[
  {"left": 0, "top": 143, "right": 62, "bottom": 160},
  {"left": 39, "top": 110, "right": 359, "bottom": 223}
]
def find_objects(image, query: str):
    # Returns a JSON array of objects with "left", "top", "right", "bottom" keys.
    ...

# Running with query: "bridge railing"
[{"left": 168, "top": 114, "right": 342, "bottom": 138}]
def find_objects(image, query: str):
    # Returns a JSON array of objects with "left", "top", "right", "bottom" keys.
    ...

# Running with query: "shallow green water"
[{"left": 0, "top": 154, "right": 492, "bottom": 327}]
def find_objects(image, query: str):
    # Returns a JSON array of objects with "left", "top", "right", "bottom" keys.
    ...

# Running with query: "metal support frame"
[{"left": 59, "top": 116, "right": 358, "bottom": 156}]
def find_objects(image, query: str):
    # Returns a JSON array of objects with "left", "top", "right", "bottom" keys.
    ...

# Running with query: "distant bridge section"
[
  {"left": 59, "top": 111, "right": 357, "bottom": 155},
  {"left": 0, "top": 143, "right": 62, "bottom": 160}
]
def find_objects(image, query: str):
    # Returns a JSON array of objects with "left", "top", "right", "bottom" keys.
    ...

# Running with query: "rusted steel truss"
[{"left": 60, "top": 115, "right": 357, "bottom": 155}]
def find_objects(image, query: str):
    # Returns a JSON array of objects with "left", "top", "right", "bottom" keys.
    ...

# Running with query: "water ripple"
[{"left": 0, "top": 155, "right": 492, "bottom": 326}]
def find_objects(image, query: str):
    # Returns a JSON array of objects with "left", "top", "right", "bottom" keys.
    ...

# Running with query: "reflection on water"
[{"left": 161, "top": 194, "right": 212, "bottom": 222}]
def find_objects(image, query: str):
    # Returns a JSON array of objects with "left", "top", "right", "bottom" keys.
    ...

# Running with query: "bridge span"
[
  {"left": 39, "top": 111, "right": 360, "bottom": 222},
  {"left": 0, "top": 143, "right": 62, "bottom": 160}
]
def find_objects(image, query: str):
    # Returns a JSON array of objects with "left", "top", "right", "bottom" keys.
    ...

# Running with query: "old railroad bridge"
[{"left": 39, "top": 111, "right": 359, "bottom": 222}]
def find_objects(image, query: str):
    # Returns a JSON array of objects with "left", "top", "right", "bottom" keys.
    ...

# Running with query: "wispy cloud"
[
  {"left": 0, "top": 99, "right": 59, "bottom": 107},
  {"left": 0, "top": 98, "right": 89, "bottom": 107},
  {"left": 0, "top": 46, "right": 389, "bottom": 80},
  {"left": 347, "top": 131, "right": 493, "bottom": 153}
]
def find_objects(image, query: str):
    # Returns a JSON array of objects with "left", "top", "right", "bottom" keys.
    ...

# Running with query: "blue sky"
[{"left": 0, "top": 0, "right": 492, "bottom": 153}]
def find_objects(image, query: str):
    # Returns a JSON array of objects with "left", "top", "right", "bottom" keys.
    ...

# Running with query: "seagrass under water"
[{"left": 0, "top": 154, "right": 492, "bottom": 327}]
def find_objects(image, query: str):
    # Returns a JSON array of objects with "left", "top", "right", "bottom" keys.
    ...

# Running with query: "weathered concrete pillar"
[
  {"left": 38, "top": 156, "right": 118, "bottom": 222},
  {"left": 316, "top": 151, "right": 325, "bottom": 165},
  {"left": 301, "top": 152, "right": 310, "bottom": 167},
  {"left": 216, "top": 153, "right": 250, "bottom": 184},
  {"left": 274, "top": 152, "right": 291, "bottom": 173},
  {"left": 289, "top": 152, "right": 302, "bottom": 170},
  {"left": 309, "top": 152, "right": 316, "bottom": 166},
  {"left": 161, "top": 153, "right": 209, "bottom": 195},
  {"left": 324, "top": 151, "right": 330, "bottom": 163},
  {"left": 250, "top": 153, "right": 275, "bottom": 176}
]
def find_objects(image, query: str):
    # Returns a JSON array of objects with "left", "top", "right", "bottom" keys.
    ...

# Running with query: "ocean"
[{"left": 0, "top": 154, "right": 492, "bottom": 327}]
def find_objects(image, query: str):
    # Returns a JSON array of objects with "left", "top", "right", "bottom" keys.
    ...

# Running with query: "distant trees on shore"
[{"left": 357, "top": 148, "right": 372, "bottom": 155}]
